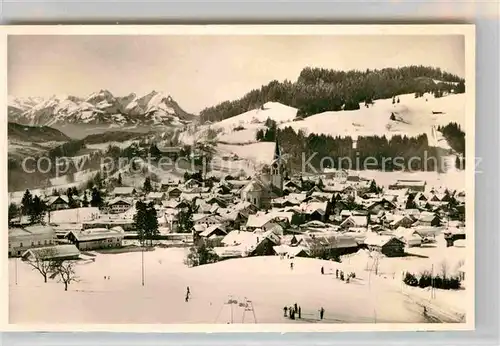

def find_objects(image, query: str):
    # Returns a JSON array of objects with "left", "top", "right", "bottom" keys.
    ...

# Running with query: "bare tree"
[
  {"left": 24, "top": 248, "right": 58, "bottom": 283},
  {"left": 53, "top": 260, "right": 80, "bottom": 291}
]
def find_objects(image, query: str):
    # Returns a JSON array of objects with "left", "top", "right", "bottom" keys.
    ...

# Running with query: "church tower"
[{"left": 270, "top": 138, "right": 285, "bottom": 193}]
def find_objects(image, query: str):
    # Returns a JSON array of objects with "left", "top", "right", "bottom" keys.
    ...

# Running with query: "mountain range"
[{"left": 8, "top": 90, "right": 196, "bottom": 127}]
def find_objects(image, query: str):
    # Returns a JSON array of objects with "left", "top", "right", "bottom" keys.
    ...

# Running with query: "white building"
[{"left": 8, "top": 225, "right": 56, "bottom": 257}]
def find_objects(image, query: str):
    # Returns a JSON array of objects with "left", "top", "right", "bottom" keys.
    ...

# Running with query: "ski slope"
[
  {"left": 282, "top": 93, "right": 465, "bottom": 143},
  {"left": 10, "top": 248, "right": 436, "bottom": 324}
]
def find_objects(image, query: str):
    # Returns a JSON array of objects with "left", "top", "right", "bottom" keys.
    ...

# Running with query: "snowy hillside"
[
  {"left": 283, "top": 93, "right": 465, "bottom": 144},
  {"left": 8, "top": 90, "right": 196, "bottom": 127}
]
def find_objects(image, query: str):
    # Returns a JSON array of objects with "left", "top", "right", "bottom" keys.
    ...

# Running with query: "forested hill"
[{"left": 200, "top": 65, "right": 465, "bottom": 123}]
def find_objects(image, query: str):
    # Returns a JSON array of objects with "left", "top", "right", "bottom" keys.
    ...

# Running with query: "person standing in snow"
[
  {"left": 294, "top": 303, "right": 298, "bottom": 313},
  {"left": 283, "top": 306, "right": 288, "bottom": 317},
  {"left": 298, "top": 306, "right": 302, "bottom": 319},
  {"left": 336, "top": 269, "right": 339, "bottom": 278},
  {"left": 321, "top": 266, "right": 324, "bottom": 275},
  {"left": 319, "top": 307, "right": 325, "bottom": 320},
  {"left": 290, "top": 262, "right": 294, "bottom": 271},
  {"left": 187, "top": 286, "right": 190, "bottom": 297}
]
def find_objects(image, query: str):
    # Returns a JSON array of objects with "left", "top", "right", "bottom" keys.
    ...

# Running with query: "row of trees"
[
  {"left": 200, "top": 65, "right": 465, "bottom": 122},
  {"left": 403, "top": 270, "right": 461, "bottom": 290},
  {"left": 437, "top": 122, "right": 466, "bottom": 155},
  {"left": 274, "top": 126, "right": 444, "bottom": 172},
  {"left": 255, "top": 118, "right": 278, "bottom": 142}
]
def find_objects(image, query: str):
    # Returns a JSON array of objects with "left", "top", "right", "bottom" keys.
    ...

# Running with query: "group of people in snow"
[
  {"left": 283, "top": 304, "right": 326, "bottom": 321},
  {"left": 284, "top": 303, "right": 301, "bottom": 320}
]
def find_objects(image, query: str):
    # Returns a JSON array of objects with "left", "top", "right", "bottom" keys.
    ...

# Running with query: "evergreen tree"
[
  {"left": 390, "top": 113, "right": 396, "bottom": 121},
  {"left": 82, "top": 193, "right": 89, "bottom": 207},
  {"left": 392, "top": 96, "right": 396, "bottom": 104},
  {"left": 8, "top": 203, "right": 18, "bottom": 224},
  {"left": 29, "top": 195, "right": 46, "bottom": 224},
  {"left": 133, "top": 201, "right": 148, "bottom": 245},
  {"left": 149, "top": 143, "right": 162, "bottom": 159},
  {"left": 143, "top": 177, "right": 153, "bottom": 193},
  {"left": 90, "top": 187, "right": 103, "bottom": 208},
  {"left": 177, "top": 202, "right": 195, "bottom": 234},
  {"left": 145, "top": 202, "right": 159, "bottom": 246},
  {"left": 21, "top": 189, "right": 33, "bottom": 216}
]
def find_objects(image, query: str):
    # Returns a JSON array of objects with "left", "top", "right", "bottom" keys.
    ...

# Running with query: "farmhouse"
[
  {"left": 363, "top": 235, "right": 405, "bottom": 257},
  {"left": 389, "top": 180, "right": 426, "bottom": 192},
  {"left": 199, "top": 224, "right": 228, "bottom": 238},
  {"left": 112, "top": 186, "right": 136, "bottom": 197},
  {"left": 413, "top": 212, "right": 441, "bottom": 227},
  {"left": 8, "top": 225, "right": 56, "bottom": 257},
  {"left": 45, "top": 195, "right": 70, "bottom": 211},
  {"left": 146, "top": 192, "right": 166, "bottom": 204},
  {"left": 108, "top": 198, "right": 133, "bottom": 214},
  {"left": 340, "top": 215, "right": 369, "bottom": 229},
  {"left": 21, "top": 244, "right": 81, "bottom": 261},
  {"left": 65, "top": 227, "right": 124, "bottom": 250}
]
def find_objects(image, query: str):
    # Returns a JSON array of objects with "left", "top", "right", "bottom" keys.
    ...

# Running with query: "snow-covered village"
[{"left": 6, "top": 33, "right": 470, "bottom": 326}]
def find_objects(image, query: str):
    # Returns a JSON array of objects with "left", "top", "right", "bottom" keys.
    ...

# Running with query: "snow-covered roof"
[
  {"left": 46, "top": 195, "right": 69, "bottom": 205},
  {"left": 341, "top": 215, "right": 368, "bottom": 228},
  {"left": 364, "top": 234, "right": 402, "bottom": 247},
  {"left": 108, "top": 197, "right": 133, "bottom": 206},
  {"left": 22, "top": 244, "right": 80, "bottom": 260},
  {"left": 9, "top": 225, "right": 56, "bottom": 238},
  {"left": 199, "top": 224, "right": 227, "bottom": 238},
  {"left": 49, "top": 207, "right": 100, "bottom": 224},
  {"left": 68, "top": 228, "right": 124, "bottom": 242},
  {"left": 112, "top": 187, "right": 136, "bottom": 195},
  {"left": 147, "top": 192, "right": 165, "bottom": 199}
]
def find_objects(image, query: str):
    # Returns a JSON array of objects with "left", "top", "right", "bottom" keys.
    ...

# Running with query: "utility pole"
[{"left": 141, "top": 234, "right": 145, "bottom": 287}]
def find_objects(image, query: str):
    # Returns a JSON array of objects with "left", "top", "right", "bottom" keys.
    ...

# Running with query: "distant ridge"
[{"left": 8, "top": 90, "right": 196, "bottom": 127}]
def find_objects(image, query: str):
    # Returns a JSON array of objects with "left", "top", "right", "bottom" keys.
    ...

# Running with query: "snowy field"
[
  {"left": 9, "top": 243, "right": 466, "bottom": 325},
  {"left": 280, "top": 93, "right": 465, "bottom": 142}
]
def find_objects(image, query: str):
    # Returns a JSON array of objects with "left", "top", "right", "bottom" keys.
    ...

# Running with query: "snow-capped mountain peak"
[{"left": 8, "top": 90, "right": 196, "bottom": 127}]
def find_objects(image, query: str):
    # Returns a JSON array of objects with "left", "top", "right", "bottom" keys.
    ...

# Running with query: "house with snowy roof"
[
  {"left": 45, "top": 195, "right": 70, "bottom": 211},
  {"left": 392, "top": 227, "right": 422, "bottom": 247},
  {"left": 363, "top": 234, "right": 405, "bottom": 257},
  {"left": 412, "top": 211, "right": 441, "bottom": 227},
  {"left": 21, "top": 244, "right": 81, "bottom": 261},
  {"left": 340, "top": 215, "right": 369, "bottom": 230},
  {"left": 218, "top": 229, "right": 280, "bottom": 258},
  {"left": 65, "top": 227, "right": 124, "bottom": 250},
  {"left": 146, "top": 192, "right": 166, "bottom": 204},
  {"left": 389, "top": 214, "right": 414, "bottom": 229},
  {"left": 389, "top": 179, "right": 426, "bottom": 192},
  {"left": 199, "top": 224, "right": 228, "bottom": 238},
  {"left": 8, "top": 225, "right": 57, "bottom": 257},
  {"left": 111, "top": 186, "right": 137, "bottom": 197},
  {"left": 108, "top": 197, "right": 133, "bottom": 214}
]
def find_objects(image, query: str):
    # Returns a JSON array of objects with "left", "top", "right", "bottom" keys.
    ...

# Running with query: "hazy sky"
[{"left": 8, "top": 35, "right": 464, "bottom": 114}]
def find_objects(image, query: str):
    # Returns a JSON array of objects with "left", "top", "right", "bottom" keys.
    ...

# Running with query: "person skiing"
[
  {"left": 321, "top": 266, "right": 324, "bottom": 275},
  {"left": 319, "top": 307, "right": 325, "bottom": 320}
]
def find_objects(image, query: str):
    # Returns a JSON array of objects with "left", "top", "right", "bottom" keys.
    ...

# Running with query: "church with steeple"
[
  {"left": 270, "top": 138, "right": 285, "bottom": 193},
  {"left": 240, "top": 138, "right": 287, "bottom": 209}
]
